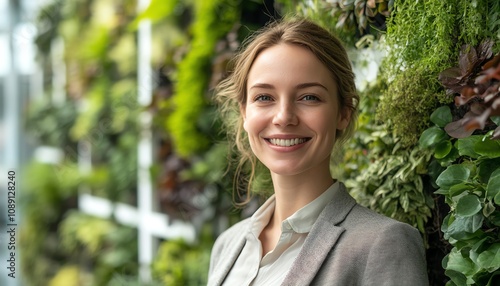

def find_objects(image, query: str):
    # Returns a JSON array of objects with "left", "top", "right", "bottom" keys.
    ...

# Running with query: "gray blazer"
[{"left": 208, "top": 183, "right": 429, "bottom": 286}]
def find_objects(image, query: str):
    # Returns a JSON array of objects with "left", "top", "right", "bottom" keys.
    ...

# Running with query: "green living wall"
[{"left": 24, "top": 0, "right": 500, "bottom": 285}]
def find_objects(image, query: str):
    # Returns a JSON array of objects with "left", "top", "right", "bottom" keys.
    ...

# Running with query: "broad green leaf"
[
  {"left": 477, "top": 243, "right": 500, "bottom": 271},
  {"left": 474, "top": 139, "right": 500, "bottom": 158},
  {"left": 487, "top": 168, "right": 500, "bottom": 202},
  {"left": 483, "top": 201, "right": 496, "bottom": 217},
  {"left": 431, "top": 106, "right": 453, "bottom": 127},
  {"left": 435, "top": 140, "right": 453, "bottom": 159},
  {"left": 478, "top": 159, "right": 500, "bottom": 184},
  {"left": 437, "top": 147, "right": 460, "bottom": 166},
  {"left": 444, "top": 270, "right": 467, "bottom": 286},
  {"left": 446, "top": 248, "right": 479, "bottom": 276},
  {"left": 419, "top": 126, "right": 448, "bottom": 148},
  {"left": 446, "top": 213, "right": 484, "bottom": 240},
  {"left": 471, "top": 237, "right": 490, "bottom": 264},
  {"left": 449, "top": 182, "right": 471, "bottom": 197},
  {"left": 436, "top": 165, "right": 471, "bottom": 189},
  {"left": 456, "top": 195, "right": 482, "bottom": 217},
  {"left": 457, "top": 136, "right": 482, "bottom": 158}
]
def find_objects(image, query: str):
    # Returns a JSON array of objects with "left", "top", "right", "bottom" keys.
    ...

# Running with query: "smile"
[{"left": 267, "top": 138, "right": 310, "bottom": 147}]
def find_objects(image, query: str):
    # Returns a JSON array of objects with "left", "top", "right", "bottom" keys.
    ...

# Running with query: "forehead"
[{"left": 246, "top": 43, "right": 335, "bottom": 90}]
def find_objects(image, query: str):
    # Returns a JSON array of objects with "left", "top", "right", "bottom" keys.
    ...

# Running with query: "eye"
[
  {"left": 301, "top": 94, "right": 320, "bottom": 101},
  {"left": 254, "top": 94, "right": 273, "bottom": 102}
]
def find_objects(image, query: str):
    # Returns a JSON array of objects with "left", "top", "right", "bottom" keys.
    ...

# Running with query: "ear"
[
  {"left": 240, "top": 104, "right": 248, "bottom": 131},
  {"left": 336, "top": 106, "right": 351, "bottom": 131}
]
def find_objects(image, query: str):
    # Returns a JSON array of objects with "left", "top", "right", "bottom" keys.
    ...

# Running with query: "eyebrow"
[{"left": 249, "top": 82, "right": 329, "bottom": 91}]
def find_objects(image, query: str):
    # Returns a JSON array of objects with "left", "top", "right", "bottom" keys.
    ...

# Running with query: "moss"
[
  {"left": 379, "top": 0, "right": 499, "bottom": 148},
  {"left": 377, "top": 67, "right": 448, "bottom": 147}
]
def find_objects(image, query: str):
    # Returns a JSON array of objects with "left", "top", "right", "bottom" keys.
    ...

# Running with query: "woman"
[{"left": 208, "top": 18, "right": 428, "bottom": 286}]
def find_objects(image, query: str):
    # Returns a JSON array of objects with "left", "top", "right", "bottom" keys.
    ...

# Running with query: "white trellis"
[{"left": 34, "top": 0, "right": 196, "bottom": 283}]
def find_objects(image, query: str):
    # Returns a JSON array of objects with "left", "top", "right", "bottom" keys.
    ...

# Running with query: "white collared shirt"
[{"left": 222, "top": 181, "right": 340, "bottom": 286}]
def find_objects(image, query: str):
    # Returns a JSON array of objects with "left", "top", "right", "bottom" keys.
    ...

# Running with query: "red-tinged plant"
[
  {"left": 438, "top": 39, "right": 500, "bottom": 139},
  {"left": 324, "top": 0, "right": 392, "bottom": 36}
]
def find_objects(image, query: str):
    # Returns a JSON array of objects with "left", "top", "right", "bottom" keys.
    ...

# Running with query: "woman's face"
[{"left": 243, "top": 43, "right": 349, "bottom": 177}]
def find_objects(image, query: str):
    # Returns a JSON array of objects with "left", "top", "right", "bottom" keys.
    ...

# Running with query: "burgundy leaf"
[
  {"left": 439, "top": 67, "right": 465, "bottom": 93},
  {"left": 492, "top": 97, "right": 500, "bottom": 116},
  {"left": 445, "top": 118, "right": 476, "bottom": 138},
  {"left": 464, "top": 109, "right": 490, "bottom": 131},
  {"left": 455, "top": 88, "right": 477, "bottom": 105},
  {"left": 475, "top": 74, "right": 489, "bottom": 84},
  {"left": 476, "top": 39, "right": 494, "bottom": 62},
  {"left": 470, "top": 101, "right": 486, "bottom": 114},
  {"left": 459, "top": 45, "right": 478, "bottom": 75},
  {"left": 483, "top": 53, "right": 500, "bottom": 70},
  {"left": 485, "top": 93, "right": 497, "bottom": 103}
]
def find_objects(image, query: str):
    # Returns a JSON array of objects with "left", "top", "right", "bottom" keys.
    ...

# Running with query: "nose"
[{"left": 272, "top": 101, "right": 298, "bottom": 126}]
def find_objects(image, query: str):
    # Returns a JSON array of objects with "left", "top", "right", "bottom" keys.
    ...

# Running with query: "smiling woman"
[{"left": 208, "top": 18, "right": 429, "bottom": 286}]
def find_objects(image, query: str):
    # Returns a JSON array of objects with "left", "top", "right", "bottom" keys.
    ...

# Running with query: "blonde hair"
[{"left": 214, "top": 17, "right": 359, "bottom": 204}]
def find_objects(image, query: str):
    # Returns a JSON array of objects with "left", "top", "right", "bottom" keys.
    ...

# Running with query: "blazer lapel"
[
  {"left": 208, "top": 233, "right": 247, "bottom": 286},
  {"left": 281, "top": 183, "right": 356, "bottom": 285}
]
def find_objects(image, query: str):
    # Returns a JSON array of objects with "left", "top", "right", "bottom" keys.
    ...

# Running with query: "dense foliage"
[
  {"left": 378, "top": 0, "right": 500, "bottom": 147},
  {"left": 420, "top": 41, "right": 500, "bottom": 285}
]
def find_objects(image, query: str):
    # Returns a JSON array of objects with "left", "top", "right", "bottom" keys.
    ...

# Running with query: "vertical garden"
[{"left": 22, "top": 0, "right": 499, "bottom": 285}]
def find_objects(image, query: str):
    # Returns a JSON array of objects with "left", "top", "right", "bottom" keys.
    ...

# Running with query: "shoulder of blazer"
[{"left": 208, "top": 217, "right": 252, "bottom": 286}]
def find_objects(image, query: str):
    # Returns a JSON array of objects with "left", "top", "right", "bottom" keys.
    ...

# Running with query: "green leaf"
[
  {"left": 478, "top": 159, "right": 500, "bottom": 184},
  {"left": 435, "top": 188, "right": 449, "bottom": 195},
  {"left": 474, "top": 139, "right": 500, "bottom": 158},
  {"left": 444, "top": 270, "right": 467, "bottom": 286},
  {"left": 487, "top": 168, "right": 500, "bottom": 202},
  {"left": 419, "top": 126, "right": 448, "bottom": 148},
  {"left": 457, "top": 136, "right": 482, "bottom": 158},
  {"left": 449, "top": 183, "right": 472, "bottom": 197},
  {"left": 436, "top": 165, "right": 471, "bottom": 189},
  {"left": 446, "top": 248, "right": 480, "bottom": 276},
  {"left": 483, "top": 201, "right": 496, "bottom": 217},
  {"left": 435, "top": 140, "right": 453, "bottom": 159},
  {"left": 471, "top": 237, "right": 490, "bottom": 264},
  {"left": 477, "top": 243, "right": 500, "bottom": 271},
  {"left": 437, "top": 147, "right": 460, "bottom": 166},
  {"left": 456, "top": 195, "right": 482, "bottom": 217},
  {"left": 491, "top": 116, "right": 500, "bottom": 126},
  {"left": 446, "top": 213, "right": 484, "bottom": 240},
  {"left": 431, "top": 106, "right": 453, "bottom": 127}
]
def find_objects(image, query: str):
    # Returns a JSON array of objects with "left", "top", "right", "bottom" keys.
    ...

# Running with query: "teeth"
[{"left": 269, "top": 138, "right": 307, "bottom": 147}]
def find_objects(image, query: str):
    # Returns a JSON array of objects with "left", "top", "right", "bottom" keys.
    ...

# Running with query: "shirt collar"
[
  {"left": 285, "top": 181, "right": 340, "bottom": 233},
  {"left": 249, "top": 181, "right": 340, "bottom": 236},
  {"left": 249, "top": 195, "right": 276, "bottom": 238}
]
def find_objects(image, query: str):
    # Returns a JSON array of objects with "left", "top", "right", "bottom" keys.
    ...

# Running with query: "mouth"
[{"left": 266, "top": 138, "right": 311, "bottom": 147}]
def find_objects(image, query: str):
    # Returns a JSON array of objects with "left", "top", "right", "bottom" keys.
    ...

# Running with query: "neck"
[{"left": 269, "top": 161, "right": 334, "bottom": 224}]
